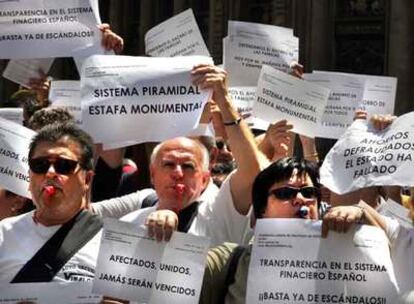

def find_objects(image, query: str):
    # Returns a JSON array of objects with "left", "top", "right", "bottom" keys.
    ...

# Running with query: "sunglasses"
[
  {"left": 29, "top": 157, "right": 80, "bottom": 175},
  {"left": 268, "top": 186, "right": 320, "bottom": 200}
]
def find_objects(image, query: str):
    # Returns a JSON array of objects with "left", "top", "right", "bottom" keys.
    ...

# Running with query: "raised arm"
[{"left": 192, "top": 64, "right": 269, "bottom": 215}]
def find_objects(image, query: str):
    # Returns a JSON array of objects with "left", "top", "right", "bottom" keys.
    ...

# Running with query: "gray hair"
[{"left": 150, "top": 138, "right": 210, "bottom": 171}]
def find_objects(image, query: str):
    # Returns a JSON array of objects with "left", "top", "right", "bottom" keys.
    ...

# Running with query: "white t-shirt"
[
  {"left": 92, "top": 179, "right": 220, "bottom": 218},
  {"left": 384, "top": 216, "right": 414, "bottom": 297},
  {"left": 0, "top": 211, "right": 101, "bottom": 283},
  {"left": 121, "top": 173, "right": 252, "bottom": 247}
]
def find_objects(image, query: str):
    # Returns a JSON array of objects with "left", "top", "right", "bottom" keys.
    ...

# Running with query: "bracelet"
[
  {"left": 223, "top": 117, "right": 242, "bottom": 126},
  {"left": 354, "top": 205, "right": 365, "bottom": 224},
  {"left": 304, "top": 152, "right": 319, "bottom": 158}
]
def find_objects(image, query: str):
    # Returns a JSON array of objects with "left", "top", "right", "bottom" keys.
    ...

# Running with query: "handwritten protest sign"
[
  {"left": 2, "top": 58, "right": 54, "bottom": 87},
  {"left": 252, "top": 65, "right": 329, "bottom": 137},
  {"left": 0, "top": 0, "right": 103, "bottom": 59},
  {"left": 228, "top": 86, "right": 268, "bottom": 130},
  {"left": 246, "top": 219, "right": 398, "bottom": 303},
  {"left": 314, "top": 71, "right": 397, "bottom": 116},
  {"left": 303, "top": 72, "right": 365, "bottom": 139},
  {"left": 93, "top": 218, "right": 210, "bottom": 303},
  {"left": 224, "top": 22, "right": 298, "bottom": 86},
  {"left": 320, "top": 113, "right": 414, "bottom": 194},
  {"left": 81, "top": 55, "right": 212, "bottom": 146},
  {"left": 49, "top": 80, "right": 82, "bottom": 126},
  {"left": 0, "top": 117, "right": 35, "bottom": 198},
  {"left": 0, "top": 108, "right": 23, "bottom": 125},
  {"left": 0, "top": 282, "right": 102, "bottom": 304},
  {"left": 145, "top": 9, "right": 210, "bottom": 57}
]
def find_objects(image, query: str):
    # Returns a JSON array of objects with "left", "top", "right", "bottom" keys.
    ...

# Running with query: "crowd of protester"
[{"left": 0, "top": 16, "right": 413, "bottom": 304}]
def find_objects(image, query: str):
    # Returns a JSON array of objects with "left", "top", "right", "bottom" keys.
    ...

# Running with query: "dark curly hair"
[{"left": 29, "top": 122, "right": 94, "bottom": 171}]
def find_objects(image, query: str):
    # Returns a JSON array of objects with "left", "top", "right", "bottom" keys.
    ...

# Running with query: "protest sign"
[
  {"left": 314, "top": 71, "right": 397, "bottom": 116},
  {"left": 224, "top": 32, "right": 298, "bottom": 86},
  {"left": 0, "top": 107, "right": 23, "bottom": 125},
  {"left": 320, "top": 112, "right": 414, "bottom": 194},
  {"left": 0, "top": 282, "right": 102, "bottom": 304},
  {"left": 0, "top": 117, "right": 35, "bottom": 198},
  {"left": 252, "top": 65, "right": 330, "bottom": 137},
  {"left": 246, "top": 219, "right": 398, "bottom": 304},
  {"left": 303, "top": 72, "right": 365, "bottom": 139},
  {"left": 145, "top": 9, "right": 210, "bottom": 57},
  {"left": 93, "top": 218, "right": 210, "bottom": 303},
  {"left": 0, "top": 0, "right": 103, "bottom": 59},
  {"left": 228, "top": 86, "right": 268, "bottom": 130},
  {"left": 227, "top": 20, "right": 293, "bottom": 40},
  {"left": 360, "top": 75, "right": 397, "bottom": 115},
  {"left": 377, "top": 199, "right": 413, "bottom": 229},
  {"left": 2, "top": 58, "right": 54, "bottom": 87},
  {"left": 49, "top": 80, "right": 82, "bottom": 126},
  {"left": 81, "top": 55, "right": 213, "bottom": 146},
  {"left": 102, "top": 123, "right": 215, "bottom": 150}
]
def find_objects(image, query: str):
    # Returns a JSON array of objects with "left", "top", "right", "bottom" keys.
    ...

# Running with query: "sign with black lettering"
[
  {"left": 93, "top": 218, "right": 210, "bottom": 303},
  {"left": 2, "top": 58, "right": 54, "bottom": 87},
  {"left": 0, "top": 117, "right": 36, "bottom": 198},
  {"left": 224, "top": 21, "right": 298, "bottom": 86},
  {"left": 314, "top": 70, "right": 397, "bottom": 117},
  {"left": 49, "top": 80, "right": 82, "bottom": 127},
  {"left": 303, "top": 72, "right": 365, "bottom": 139},
  {"left": 0, "top": 282, "right": 101, "bottom": 303},
  {"left": 252, "top": 65, "right": 330, "bottom": 137},
  {"left": 246, "top": 219, "right": 398, "bottom": 303},
  {"left": 145, "top": 9, "right": 210, "bottom": 57},
  {"left": 228, "top": 86, "right": 268, "bottom": 130},
  {"left": 321, "top": 113, "right": 414, "bottom": 194},
  {"left": 81, "top": 55, "right": 213, "bottom": 147},
  {"left": 0, "top": 0, "right": 103, "bottom": 59}
]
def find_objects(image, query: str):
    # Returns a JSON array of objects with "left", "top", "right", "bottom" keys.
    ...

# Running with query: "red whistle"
[
  {"left": 175, "top": 184, "right": 185, "bottom": 195},
  {"left": 44, "top": 185, "right": 56, "bottom": 197}
]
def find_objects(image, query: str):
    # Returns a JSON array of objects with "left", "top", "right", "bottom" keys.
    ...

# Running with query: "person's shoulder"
[{"left": 0, "top": 211, "right": 33, "bottom": 228}]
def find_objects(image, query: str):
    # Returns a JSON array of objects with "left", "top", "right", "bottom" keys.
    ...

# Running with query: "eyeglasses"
[
  {"left": 268, "top": 186, "right": 320, "bottom": 200},
  {"left": 29, "top": 157, "right": 80, "bottom": 175}
]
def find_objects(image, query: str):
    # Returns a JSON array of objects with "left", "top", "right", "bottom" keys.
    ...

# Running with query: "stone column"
[{"left": 388, "top": 0, "right": 414, "bottom": 115}]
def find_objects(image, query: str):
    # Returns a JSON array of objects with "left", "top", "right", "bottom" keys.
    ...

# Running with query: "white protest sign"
[
  {"left": 227, "top": 20, "right": 293, "bottom": 39},
  {"left": 81, "top": 55, "right": 213, "bottom": 145},
  {"left": 228, "top": 86, "right": 269, "bottom": 130},
  {"left": 49, "top": 80, "right": 82, "bottom": 126},
  {"left": 0, "top": 0, "right": 103, "bottom": 59},
  {"left": 252, "top": 65, "right": 330, "bottom": 137},
  {"left": 361, "top": 75, "right": 397, "bottom": 115},
  {"left": 0, "top": 282, "right": 102, "bottom": 304},
  {"left": 2, "top": 58, "right": 54, "bottom": 87},
  {"left": 102, "top": 123, "right": 215, "bottom": 150},
  {"left": 93, "top": 218, "right": 210, "bottom": 303},
  {"left": 320, "top": 113, "right": 414, "bottom": 194},
  {"left": 246, "top": 219, "right": 398, "bottom": 303},
  {"left": 0, "top": 107, "right": 23, "bottom": 125},
  {"left": 0, "top": 117, "right": 35, "bottom": 198},
  {"left": 145, "top": 8, "right": 210, "bottom": 57},
  {"left": 314, "top": 71, "right": 397, "bottom": 116},
  {"left": 224, "top": 35, "right": 298, "bottom": 86},
  {"left": 377, "top": 199, "right": 413, "bottom": 229},
  {"left": 303, "top": 72, "right": 365, "bottom": 139}
]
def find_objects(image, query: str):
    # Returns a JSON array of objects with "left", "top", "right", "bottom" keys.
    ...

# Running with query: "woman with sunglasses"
[{"left": 200, "top": 156, "right": 328, "bottom": 304}]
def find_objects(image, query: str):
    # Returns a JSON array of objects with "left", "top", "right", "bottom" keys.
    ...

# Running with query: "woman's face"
[{"left": 262, "top": 169, "right": 319, "bottom": 220}]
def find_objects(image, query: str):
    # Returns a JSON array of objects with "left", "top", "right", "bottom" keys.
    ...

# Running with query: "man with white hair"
[{"left": 93, "top": 64, "right": 269, "bottom": 247}]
